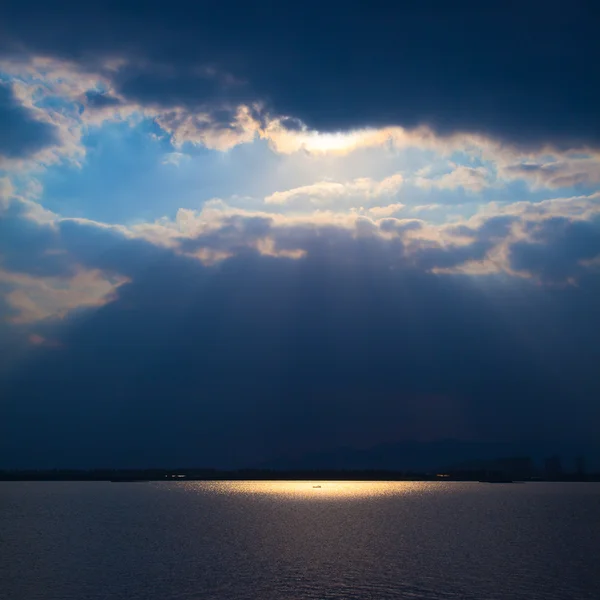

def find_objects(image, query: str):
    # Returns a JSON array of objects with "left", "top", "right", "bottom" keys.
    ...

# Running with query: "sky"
[{"left": 1, "top": 1, "right": 600, "bottom": 469}]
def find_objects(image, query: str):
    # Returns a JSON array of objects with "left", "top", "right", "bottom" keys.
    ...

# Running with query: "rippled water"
[{"left": 1, "top": 481, "right": 599, "bottom": 599}]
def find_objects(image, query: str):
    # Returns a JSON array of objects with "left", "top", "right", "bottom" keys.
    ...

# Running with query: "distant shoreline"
[{"left": 1, "top": 469, "right": 598, "bottom": 483}]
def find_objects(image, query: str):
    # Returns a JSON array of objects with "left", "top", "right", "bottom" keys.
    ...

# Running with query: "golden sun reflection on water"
[{"left": 183, "top": 480, "right": 429, "bottom": 499}]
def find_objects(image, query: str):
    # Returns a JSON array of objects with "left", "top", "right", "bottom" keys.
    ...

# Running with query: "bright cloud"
[
  {"left": 499, "top": 155, "right": 600, "bottom": 189},
  {"left": 2, "top": 53, "right": 600, "bottom": 340},
  {"left": 415, "top": 165, "right": 491, "bottom": 192},
  {"left": 0, "top": 267, "right": 129, "bottom": 324},
  {"left": 264, "top": 174, "right": 403, "bottom": 209}
]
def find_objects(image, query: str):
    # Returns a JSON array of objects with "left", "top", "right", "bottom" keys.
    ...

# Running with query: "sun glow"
[
  {"left": 180, "top": 480, "right": 430, "bottom": 499},
  {"left": 263, "top": 122, "right": 381, "bottom": 155},
  {"left": 301, "top": 131, "right": 366, "bottom": 153}
]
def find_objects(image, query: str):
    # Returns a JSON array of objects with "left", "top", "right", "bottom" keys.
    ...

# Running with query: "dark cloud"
[
  {"left": 510, "top": 216, "right": 600, "bottom": 281},
  {"left": 57, "top": 219, "right": 171, "bottom": 277},
  {"left": 413, "top": 240, "right": 489, "bottom": 271},
  {"left": 450, "top": 215, "right": 517, "bottom": 240},
  {"left": 0, "top": 296, "right": 32, "bottom": 377},
  {"left": 1, "top": 210, "right": 600, "bottom": 468},
  {"left": 110, "top": 64, "right": 253, "bottom": 111},
  {"left": 503, "top": 162, "right": 600, "bottom": 189},
  {"left": 1, "top": 1, "right": 599, "bottom": 148},
  {"left": 379, "top": 219, "right": 423, "bottom": 234},
  {"left": 179, "top": 215, "right": 272, "bottom": 254},
  {"left": 277, "top": 117, "right": 305, "bottom": 132},
  {"left": 0, "top": 83, "right": 58, "bottom": 160},
  {"left": 0, "top": 202, "right": 70, "bottom": 276},
  {"left": 83, "top": 91, "right": 123, "bottom": 110}
]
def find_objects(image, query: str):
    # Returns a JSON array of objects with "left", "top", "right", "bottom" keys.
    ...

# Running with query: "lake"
[{"left": 1, "top": 481, "right": 599, "bottom": 599}]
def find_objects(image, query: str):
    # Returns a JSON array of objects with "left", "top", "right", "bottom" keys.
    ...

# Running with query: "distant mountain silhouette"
[{"left": 259, "top": 439, "right": 600, "bottom": 472}]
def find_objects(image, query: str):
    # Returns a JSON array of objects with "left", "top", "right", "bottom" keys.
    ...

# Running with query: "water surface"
[{"left": 1, "top": 481, "right": 599, "bottom": 599}]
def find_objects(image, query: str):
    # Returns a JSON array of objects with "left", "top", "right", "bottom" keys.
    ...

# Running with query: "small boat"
[{"left": 313, "top": 485, "right": 322, "bottom": 488}]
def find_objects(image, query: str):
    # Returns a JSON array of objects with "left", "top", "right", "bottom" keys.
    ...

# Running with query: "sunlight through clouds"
[{"left": 2, "top": 0, "right": 600, "bottom": 474}]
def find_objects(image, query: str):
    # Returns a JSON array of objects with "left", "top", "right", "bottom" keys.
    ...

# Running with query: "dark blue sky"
[{"left": 1, "top": 0, "right": 599, "bottom": 468}]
